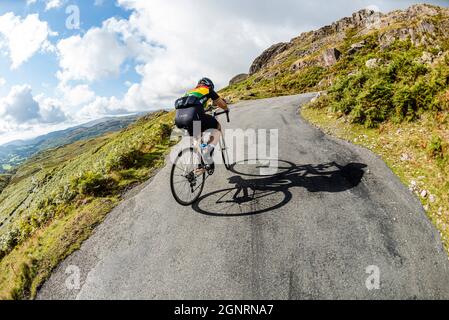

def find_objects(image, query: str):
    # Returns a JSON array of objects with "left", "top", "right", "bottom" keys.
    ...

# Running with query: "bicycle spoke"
[{"left": 170, "top": 148, "right": 205, "bottom": 205}]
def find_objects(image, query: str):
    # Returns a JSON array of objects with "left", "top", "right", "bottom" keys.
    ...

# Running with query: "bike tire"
[
  {"left": 220, "top": 136, "right": 231, "bottom": 170},
  {"left": 170, "top": 148, "right": 206, "bottom": 206}
]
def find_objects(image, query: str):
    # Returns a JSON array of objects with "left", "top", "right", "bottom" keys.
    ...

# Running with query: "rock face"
[
  {"left": 322, "top": 48, "right": 341, "bottom": 67},
  {"left": 249, "top": 42, "right": 291, "bottom": 75},
  {"left": 229, "top": 73, "right": 249, "bottom": 86},
  {"left": 242, "top": 4, "right": 448, "bottom": 79},
  {"left": 351, "top": 9, "right": 383, "bottom": 30}
]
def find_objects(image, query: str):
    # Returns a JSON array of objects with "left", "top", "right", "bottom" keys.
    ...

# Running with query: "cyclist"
[{"left": 174, "top": 77, "right": 229, "bottom": 169}]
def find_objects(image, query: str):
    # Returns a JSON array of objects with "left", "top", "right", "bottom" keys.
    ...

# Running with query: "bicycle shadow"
[{"left": 192, "top": 160, "right": 367, "bottom": 217}]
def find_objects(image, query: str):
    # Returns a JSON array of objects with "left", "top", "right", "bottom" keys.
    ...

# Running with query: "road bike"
[{"left": 170, "top": 110, "right": 231, "bottom": 206}]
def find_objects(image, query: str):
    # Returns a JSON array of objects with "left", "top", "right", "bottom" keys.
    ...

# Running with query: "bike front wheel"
[{"left": 170, "top": 148, "right": 206, "bottom": 206}]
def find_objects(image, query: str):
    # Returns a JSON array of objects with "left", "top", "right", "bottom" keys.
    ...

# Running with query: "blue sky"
[
  {"left": 0, "top": 0, "right": 134, "bottom": 98},
  {"left": 0, "top": 0, "right": 448, "bottom": 145}
]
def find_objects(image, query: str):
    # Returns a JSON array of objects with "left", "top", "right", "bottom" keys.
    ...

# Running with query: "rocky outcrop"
[
  {"left": 243, "top": 4, "right": 447, "bottom": 78},
  {"left": 351, "top": 9, "right": 383, "bottom": 30},
  {"left": 248, "top": 9, "right": 385, "bottom": 75},
  {"left": 378, "top": 20, "right": 437, "bottom": 49},
  {"left": 249, "top": 42, "right": 291, "bottom": 75},
  {"left": 310, "top": 9, "right": 384, "bottom": 41},
  {"left": 407, "top": 3, "right": 439, "bottom": 17},
  {"left": 229, "top": 73, "right": 249, "bottom": 86}
]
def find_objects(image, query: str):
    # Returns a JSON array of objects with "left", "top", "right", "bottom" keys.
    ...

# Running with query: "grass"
[
  {"left": 0, "top": 111, "right": 175, "bottom": 299},
  {"left": 220, "top": 65, "right": 329, "bottom": 103},
  {"left": 0, "top": 175, "right": 11, "bottom": 194}
]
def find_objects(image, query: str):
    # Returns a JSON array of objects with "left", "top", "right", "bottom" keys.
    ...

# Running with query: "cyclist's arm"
[
  {"left": 213, "top": 97, "right": 228, "bottom": 111},
  {"left": 210, "top": 89, "right": 228, "bottom": 111}
]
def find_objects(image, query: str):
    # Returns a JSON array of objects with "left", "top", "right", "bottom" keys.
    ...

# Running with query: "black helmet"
[{"left": 198, "top": 77, "right": 214, "bottom": 90}]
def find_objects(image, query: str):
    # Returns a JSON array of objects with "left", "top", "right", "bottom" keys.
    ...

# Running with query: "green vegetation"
[
  {"left": 0, "top": 175, "right": 11, "bottom": 194},
  {"left": 0, "top": 114, "right": 141, "bottom": 174},
  {"left": 326, "top": 40, "right": 449, "bottom": 127},
  {"left": 0, "top": 111, "right": 175, "bottom": 299},
  {"left": 221, "top": 66, "right": 327, "bottom": 101}
]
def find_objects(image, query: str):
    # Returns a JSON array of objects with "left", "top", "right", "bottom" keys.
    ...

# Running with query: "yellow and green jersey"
[{"left": 184, "top": 85, "right": 219, "bottom": 108}]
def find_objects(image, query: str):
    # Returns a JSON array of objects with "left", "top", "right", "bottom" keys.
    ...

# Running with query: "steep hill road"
[{"left": 38, "top": 94, "right": 449, "bottom": 299}]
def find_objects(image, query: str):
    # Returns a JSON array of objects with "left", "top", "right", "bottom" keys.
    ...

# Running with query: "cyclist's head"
[{"left": 198, "top": 77, "right": 214, "bottom": 90}]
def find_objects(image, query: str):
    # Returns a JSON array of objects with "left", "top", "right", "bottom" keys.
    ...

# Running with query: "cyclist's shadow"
[{"left": 192, "top": 160, "right": 367, "bottom": 217}]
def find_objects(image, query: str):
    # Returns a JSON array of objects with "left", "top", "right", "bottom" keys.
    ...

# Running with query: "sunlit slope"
[{"left": 0, "top": 111, "right": 174, "bottom": 299}]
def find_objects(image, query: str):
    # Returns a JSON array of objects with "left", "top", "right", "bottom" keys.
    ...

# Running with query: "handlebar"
[{"left": 213, "top": 110, "right": 230, "bottom": 123}]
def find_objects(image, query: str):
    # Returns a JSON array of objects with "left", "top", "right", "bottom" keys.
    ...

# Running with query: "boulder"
[
  {"left": 365, "top": 58, "right": 379, "bottom": 68},
  {"left": 418, "top": 52, "right": 434, "bottom": 64},
  {"left": 322, "top": 48, "right": 341, "bottom": 67},
  {"left": 229, "top": 73, "right": 249, "bottom": 86},
  {"left": 348, "top": 41, "right": 366, "bottom": 55}
]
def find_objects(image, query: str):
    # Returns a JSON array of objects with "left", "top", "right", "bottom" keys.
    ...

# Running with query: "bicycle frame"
[
  {"left": 170, "top": 109, "right": 231, "bottom": 206},
  {"left": 191, "top": 109, "right": 230, "bottom": 168}
]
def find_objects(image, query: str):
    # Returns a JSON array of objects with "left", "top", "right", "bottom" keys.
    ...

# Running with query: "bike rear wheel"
[
  {"left": 220, "top": 136, "right": 231, "bottom": 170},
  {"left": 170, "top": 148, "right": 206, "bottom": 206}
]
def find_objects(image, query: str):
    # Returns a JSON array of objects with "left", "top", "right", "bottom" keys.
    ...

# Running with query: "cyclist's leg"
[{"left": 201, "top": 114, "right": 221, "bottom": 147}]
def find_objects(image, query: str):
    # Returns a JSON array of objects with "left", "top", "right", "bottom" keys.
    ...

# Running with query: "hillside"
[
  {"left": 221, "top": 4, "right": 449, "bottom": 252},
  {"left": 0, "top": 175, "right": 10, "bottom": 194},
  {"left": 0, "top": 111, "right": 174, "bottom": 299},
  {"left": 222, "top": 4, "right": 449, "bottom": 103},
  {"left": 0, "top": 114, "right": 143, "bottom": 174}
]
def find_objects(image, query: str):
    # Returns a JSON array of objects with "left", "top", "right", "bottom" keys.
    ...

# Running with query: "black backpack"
[{"left": 175, "top": 95, "right": 205, "bottom": 109}]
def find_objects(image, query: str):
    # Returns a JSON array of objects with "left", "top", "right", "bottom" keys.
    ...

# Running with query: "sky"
[{"left": 0, "top": 0, "right": 448, "bottom": 145}]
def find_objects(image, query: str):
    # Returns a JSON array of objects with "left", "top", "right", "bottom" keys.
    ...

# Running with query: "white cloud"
[
  {"left": 77, "top": 96, "right": 129, "bottom": 120},
  {"left": 26, "top": 0, "right": 64, "bottom": 11},
  {"left": 0, "top": 85, "right": 66, "bottom": 124},
  {"left": 40, "top": 103, "right": 67, "bottom": 123},
  {"left": 0, "top": 85, "right": 41, "bottom": 123},
  {"left": 0, "top": 13, "right": 56, "bottom": 69},
  {"left": 45, "top": 0, "right": 63, "bottom": 11},
  {"left": 57, "top": 83, "right": 96, "bottom": 109},
  {"left": 56, "top": 17, "right": 157, "bottom": 84},
  {"left": 101, "top": 0, "right": 305, "bottom": 111},
  {"left": 56, "top": 25, "right": 128, "bottom": 83},
  {"left": 366, "top": 5, "right": 381, "bottom": 12},
  {"left": 0, "top": 78, "right": 5, "bottom": 87}
]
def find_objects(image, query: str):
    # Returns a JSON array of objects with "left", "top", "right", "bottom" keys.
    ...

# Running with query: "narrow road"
[{"left": 38, "top": 94, "right": 449, "bottom": 299}]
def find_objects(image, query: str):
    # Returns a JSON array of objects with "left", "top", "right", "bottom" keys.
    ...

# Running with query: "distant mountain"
[{"left": 0, "top": 114, "right": 145, "bottom": 173}]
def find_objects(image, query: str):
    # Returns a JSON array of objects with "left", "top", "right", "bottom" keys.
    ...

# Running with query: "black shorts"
[{"left": 175, "top": 107, "right": 219, "bottom": 136}]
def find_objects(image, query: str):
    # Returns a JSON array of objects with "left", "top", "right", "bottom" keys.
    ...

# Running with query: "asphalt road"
[{"left": 38, "top": 94, "right": 449, "bottom": 300}]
